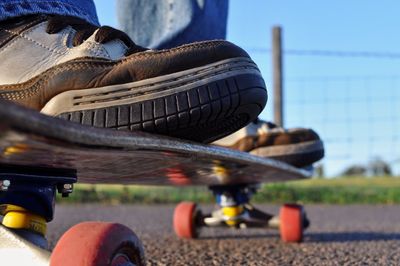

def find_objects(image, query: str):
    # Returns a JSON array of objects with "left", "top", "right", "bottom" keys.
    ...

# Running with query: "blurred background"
[{"left": 93, "top": 0, "right": 400, "bottom": 178}]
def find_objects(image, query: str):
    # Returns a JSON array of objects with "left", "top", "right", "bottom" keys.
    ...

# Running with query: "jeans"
[
  {"left": 116, "top": 0, "right": 229, "bottom": 49},
  {"left": 0, "top": 0, "right": 229, "bottom": 50},
  {"left": 0, "top": 0, "right": 99, "bottom": 26}
]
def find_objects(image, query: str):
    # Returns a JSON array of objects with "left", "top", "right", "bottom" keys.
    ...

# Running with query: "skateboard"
[{"left": 0, "top": 100, "right": 310, "bottom": 266}]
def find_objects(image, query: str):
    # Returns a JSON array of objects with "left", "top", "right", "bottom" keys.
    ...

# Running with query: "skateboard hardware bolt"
[
  {"left": 0, "top": 180, "right": 10, "bottom": 191},
  {"left": 57, "top": 183, "right": 73, "bottom": 197}
]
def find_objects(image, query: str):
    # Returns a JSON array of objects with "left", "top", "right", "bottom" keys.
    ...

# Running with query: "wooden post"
[{"left": 272, "top": 26, "right": 283, "bottom": 127}]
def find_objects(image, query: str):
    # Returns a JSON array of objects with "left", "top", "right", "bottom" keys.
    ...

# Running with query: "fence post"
[{"left": 272, "top": 26, "right": 284, "bottom": 127}]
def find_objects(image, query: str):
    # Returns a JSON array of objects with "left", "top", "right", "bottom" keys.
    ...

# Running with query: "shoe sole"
[
  {"left": 250, "top": 140, "right": 324, "bottom": 167},
  {"left": 41, "top": 57, "right": 267, "bottom": 143}
]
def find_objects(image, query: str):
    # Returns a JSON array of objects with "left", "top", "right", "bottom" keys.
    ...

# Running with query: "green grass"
[
  {"left": 254, "top": 176, "right": 400, "bottom": 204},
  {"left": 58, "top": 176, "right": 400, "bottom": 205}
]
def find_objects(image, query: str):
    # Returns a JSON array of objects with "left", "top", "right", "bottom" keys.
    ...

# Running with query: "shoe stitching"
[
  {"left": 3, "top": 22, "right": 66, "bottom": 56},
  {"left": 0, "top": 40, "right": 245, "bottom": 92},
  {"left": 3, "top": 21, "right": 130, "bottom": 65},
  {"left": 73, "top": 65, "right": 260, "bottom": 105},
  {"left": 0, "top": 19, "right": 227, "bottom": 69},
  {"left": 0, "top": 39, "right": 245, "bottom": 101},
  {"left": 0, "top": 17, "right": 44, "bottom": 50},
  {"left": 1, "top": 36, "right": 231, "bottom": 83},
  {"left": 1, "top": 63, "right": 86, "bottom": 100},
  {"left": 0, "top": 23, "right": 120, "bottom": 84},
  {"left": 3, "top": 22, "right": 115, "bottom": 59},
  {"left": 0, "top": 60, "right": 258, "bottom": 101},
  {"left": 3, "top": 61, "right": 259, "bottom": 100},
  {"left": 118, "top": 40, "right": 228, "bottom": 64},
  {"left": 0, "top": 57, "right": 245, "bottom": 96}
]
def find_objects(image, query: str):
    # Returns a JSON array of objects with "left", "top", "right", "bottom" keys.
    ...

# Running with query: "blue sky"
[{"left": 94, "top": 0, "right": 400, "bottom": 176}]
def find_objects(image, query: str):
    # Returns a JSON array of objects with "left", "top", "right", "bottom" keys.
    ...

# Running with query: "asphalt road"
[{"left": 47, "top": 204, "right": 400, "bottom": 265}]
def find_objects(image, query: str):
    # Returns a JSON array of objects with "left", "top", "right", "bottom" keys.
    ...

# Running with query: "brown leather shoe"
[
  {"left": 213, "top": 119, "right": 324, "bottom": 167},
  {"left": 0, "top": 15, "right": 267, "bottom": 143}
]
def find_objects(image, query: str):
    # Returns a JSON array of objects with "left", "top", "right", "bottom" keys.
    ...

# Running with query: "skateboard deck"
[{"left": 0, "top": 100, "right": 310, "bottom": 186}]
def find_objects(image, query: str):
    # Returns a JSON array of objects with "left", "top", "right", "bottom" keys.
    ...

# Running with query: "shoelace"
[{"left": 45, "top": 15, "right": 146, "bottom": 55}]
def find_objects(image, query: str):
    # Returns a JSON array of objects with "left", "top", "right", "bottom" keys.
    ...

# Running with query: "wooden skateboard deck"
[{"left": 0, "top": 100, "right": 310, "bottom": 186}]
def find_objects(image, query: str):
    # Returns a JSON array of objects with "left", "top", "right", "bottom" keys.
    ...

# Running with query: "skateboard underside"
[
  {"left": 0, "top": 100, "right": 311, "bottom": 266},
  {"left": 0, "top": 100, "right": 309, "bottom": 186}
]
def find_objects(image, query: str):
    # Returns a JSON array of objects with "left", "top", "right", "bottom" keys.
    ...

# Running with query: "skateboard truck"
[
  {"left": 0, "top": 165, "right": 77, "bottom": 265},
  {"left": 0, "top": 165, "right": 77, "bottom": 223},
  {"left": 0, "top": 164, "right": 146, "bottom": 266},
  {"left": 174, "top": 184, "right": 310, "bottom": 243}
]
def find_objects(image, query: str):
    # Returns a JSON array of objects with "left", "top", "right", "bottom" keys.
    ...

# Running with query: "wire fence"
[
  {"left": 249, "top": 48, "right": 400, "bottom": 177},
  {"left": 286, "top": 75, "right": 400, "bottom": 177}
]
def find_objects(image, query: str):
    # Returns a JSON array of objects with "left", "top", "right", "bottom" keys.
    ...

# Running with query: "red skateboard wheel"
[
  {"left": 173, "top": 201, "right": 198, "bottom": 239},
  {"left": 50, "top": 222, "right": 145, "bottom": 266},
  {"left": 279, "top": 204, "right": 304, "bottom": 243}
]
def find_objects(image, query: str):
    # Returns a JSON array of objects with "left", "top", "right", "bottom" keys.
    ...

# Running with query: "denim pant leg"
[
  {"left": 0, "top": 0, "right": 99, "bottom": 26},
  {"left": 116, "top": 0, "right": 229, "bottom": 49}
]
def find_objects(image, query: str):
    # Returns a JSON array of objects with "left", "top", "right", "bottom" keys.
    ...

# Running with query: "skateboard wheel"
[
  {"left": 173, "top": 201, "right": 198, "bottom": 239},
  {"left": 50, "top": 222, "right": 145, "bottom": 266},
  {"left": 279, "top": 204, "right": 304, "bottom": 243}
]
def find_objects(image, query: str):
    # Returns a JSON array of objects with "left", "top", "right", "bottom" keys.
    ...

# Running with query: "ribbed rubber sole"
[
  {"left": 251, "top": 140, "right": 324, "bottom": 167},
  {"left": 57, "top": 73, "right": 267, "bottom": 143},
  {"left": 268, "top": 150, "right": 325, "bottom": 168}
]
